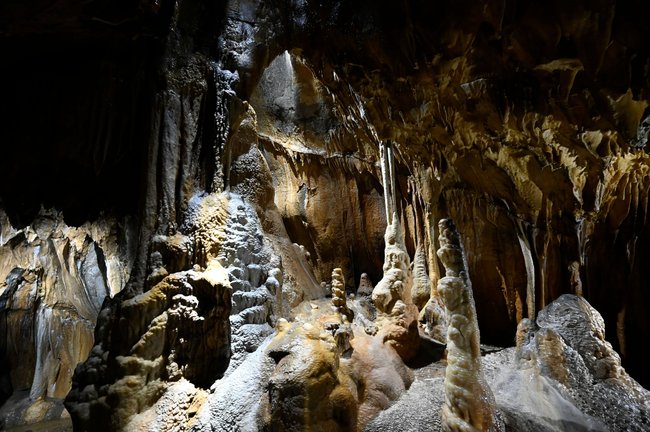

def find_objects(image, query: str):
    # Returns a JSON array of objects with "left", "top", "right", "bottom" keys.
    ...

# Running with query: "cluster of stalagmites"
[
  {"left": 4, "top": 177, "right": 648, "bottom": 432},
  {"left": 6, "top": 199, "right": 650, "bottom": 432},
  {"left": 17, "top": 190, "right": 644, "bottom": 432}
]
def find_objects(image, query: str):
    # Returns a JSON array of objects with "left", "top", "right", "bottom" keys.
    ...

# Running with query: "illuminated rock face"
[
  {"left": 0, "top": 209, "right": 134, "bottom": 427},
  {"left": 2, "top": 0, "right": 650, "bottom": 430}
]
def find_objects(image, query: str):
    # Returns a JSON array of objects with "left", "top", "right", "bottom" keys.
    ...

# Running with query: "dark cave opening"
[{"left": 0, "top": 36, "right": 155, "bottom": 228}]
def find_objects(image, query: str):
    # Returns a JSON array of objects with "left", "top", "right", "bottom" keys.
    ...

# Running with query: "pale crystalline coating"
[{"left": 437, "top": 219, "right": 499, "bottom": 432}]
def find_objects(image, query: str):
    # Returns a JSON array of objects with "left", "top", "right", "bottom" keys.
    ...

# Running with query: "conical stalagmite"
[{"left": 437, "top": 219, "right": 500, "bottom": 432}]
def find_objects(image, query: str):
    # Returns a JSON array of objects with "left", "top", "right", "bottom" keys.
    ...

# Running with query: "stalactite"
[
  {"left": 388, "top": 142, "right": 398, "bottom": 219},
  {"left": 515, "top": 219, "right": 536, "bottom": 319},
  {"left": 380, "top": 141, "right": 394, "bottom": 224}
]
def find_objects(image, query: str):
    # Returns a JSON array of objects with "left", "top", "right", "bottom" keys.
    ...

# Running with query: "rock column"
[{"left": 437, "top": 219, "right": 498, "bottom": 432}]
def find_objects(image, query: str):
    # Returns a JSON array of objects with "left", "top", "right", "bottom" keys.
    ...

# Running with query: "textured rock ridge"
[
  {"left": 64, "top": 194, "right": 234, "bottom": 431},
  {"left": 437, "top": 219, "right": 499, "bottom": 432}
]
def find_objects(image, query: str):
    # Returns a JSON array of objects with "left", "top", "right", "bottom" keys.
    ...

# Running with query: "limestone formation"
[
  {"left": 356, "top": 273, "right": 374, "bottom": 297},
  {"left": 370, "top": 214, "right": 420, "bottom": 361},
  {"left": 226, "top": 297, "right": 413, "bottom": 432},
  {"left": 4, "top": 0, "right": 650, "bottom": 430},
  {"left": 372, "top": 215, "right": 413, "bottom": 313},
  {"left": 437, "top": 219, "right": 499, "bottom": 432},
  {"left": 380, "top": 141, "right": 398, "bottom": 225},
  {"left": 264, "top": 319, "right": 358, "bottom": 432},
  {"left": 411, "top": 244, "right": 431, "bottom": 309},
  {"left": 331, "top": 268, "right": 353, "bottom": 322},
  {"left": 372, "top": 136, "right": 412, "bottom": 315},
  {"left": 493, "top": 295, "right": 650, "bottom": 432},
  {"left": 64, "top": 194, "right": 236, "bottom": 431},
  {"left": 0, "top": 209, "right": 134, "bottom": 428},
  {"left": 65, "top": 263, "right": 232, "bottom": 431},
  {"left": 422, "top": 295, "right": 448, "bottom": 343}
]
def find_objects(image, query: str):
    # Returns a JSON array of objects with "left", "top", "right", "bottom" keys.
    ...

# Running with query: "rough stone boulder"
[
  {"left": 65, "top": 262, "right": 231, "bottom": 431},
  {"left": 496, "top": 294, "right": 650, "bottom": 432}
]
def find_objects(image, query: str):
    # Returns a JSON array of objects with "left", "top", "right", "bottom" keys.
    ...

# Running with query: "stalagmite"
[
  {"left": 412, "top": 244, "right": 431, "bottom": 309},
  {"left": 368, "top": 212, "right": 419, "bottom": 360},
  {"left": 421, "top": 205, "right": 448, "bottom": 341},
  {"left": 331, "top": 268, "right": 353, "bottom": 322},
  {"left": 372, "top": 140, "right": 421, "bottom": 360},
  {"left": 374, "top": 139, "right": 410, "bottom": 312},
  {"left": 356, "top": 273, "right": 374, "bottom": 296},
  {"left": 372, "top": 214, "right": 413, "bottom": 313},
  {"left": 437, "top": 219, "right": 499, "bottom": 432},
  {"left": 5, "top": 1, "right": 650, "bottom": 430}
]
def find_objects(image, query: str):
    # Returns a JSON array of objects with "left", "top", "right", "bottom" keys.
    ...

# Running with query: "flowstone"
[{"left": 0, "top": 209, "right": 133, "bottom": 428}]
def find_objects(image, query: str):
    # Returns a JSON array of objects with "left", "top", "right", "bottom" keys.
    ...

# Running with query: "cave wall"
[
  {"left": 2, "top": 0, "right": 650, "bottom": 428},
  {"left": 212, "top": 0, "right": 650, "bottom": 386},
  {"left": 267, "top": 0, "right": 650, "bottom": 385}
]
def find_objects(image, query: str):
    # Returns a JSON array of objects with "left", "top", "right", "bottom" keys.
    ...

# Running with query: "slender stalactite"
[
  {"left": 380, "top": 140, "right": 394, "bottom": 225},
  {"left": 515, "top": 220, "right": 536, "bottom": 319}
]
